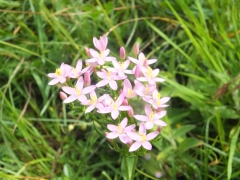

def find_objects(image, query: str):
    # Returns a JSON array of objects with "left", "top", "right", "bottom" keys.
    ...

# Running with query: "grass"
[{"left": 1, "top": 0, "right": 240, "bottom": 179}]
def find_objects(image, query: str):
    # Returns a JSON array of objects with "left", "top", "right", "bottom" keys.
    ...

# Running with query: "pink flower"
[
  {"left": 128, "top": 52, "right": 157, "bottom": 68},
  {"left": 123, "top": 79, "right": 136, "bottom": 99},
  {"left": 48, "top": 63, "right": 72, "bottom": 85},
  {"left": 87, "top": 48, "right": 116, "bottom": 66},
  {"left": 83, "top": 91, "right": 109, "bottom": 113},
  {"left": 137, "top": 66, "right": 165, "bottom": 85},
  {"left": 96, "top": 70, "right": 123, "bottom": 90},
  {"left": 134, "top": 65, "right": 142, "bottom": 78},
  {"left": 69, "top": 60, "right": 89, "bottom": 78},
  {"left": 93, "top": 34, "right": 108, "bottom": 51},
  {"left": 147, "top": 91, "right": 170, "bottom": 109},
  {"left": 134, "top": 104, "right": 167, "bottom": 129},
  {"left": 62, "top": 77, "right": 96, "bottom": 104},
  {"left": 127, "top": 122, "right": 159, "bottom": 152},
  {"left": 134, "top": 80, "right": 156, "bottom": 101},
  {"left": 98, "top": 94, "right": 131, "bottom": 120},
  {"left": 106, "top": 118, "right": 135, "bottom": 144},
  {"left": 107, "top": 59, "right": 133, "bottom": 78}
]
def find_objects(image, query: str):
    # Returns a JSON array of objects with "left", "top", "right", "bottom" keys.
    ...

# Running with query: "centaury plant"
[{"left": 47, "top": 35, "right": 169, "bottom": 179}]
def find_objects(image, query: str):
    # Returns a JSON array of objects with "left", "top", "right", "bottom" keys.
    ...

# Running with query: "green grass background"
[{"left": 1, "top": 0, "right": 240, "bottom": 179}]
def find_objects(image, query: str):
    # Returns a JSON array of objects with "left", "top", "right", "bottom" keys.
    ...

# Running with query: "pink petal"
[
  {"left": 96, "top": 71, "right": 106, "bottom": 79},
  {"left": 147, "top": 59, "right": 157, "bottom": 65},
  {"left": 124, "top": 124, "right": 136, "bottom": 132},
  {"left": 76, "top": 77, "right": 84, "bottom": 90},
  {"left": 102, "top": 49, "right": 110, "bottom": 57},
  {"left": 96, "top": 80, "right": 109, "bottom": 88},
  {"left": 145, "top": 121, "right": 154, "bottom": 129},
  {"left": 142, "top": 141, "right": 152, "bottom": 150},
  {"left": 155, "top": 110, "right": 167, "bottom": 119},
  {"left": 106, "top": 132, "right": 119, "bottom": 139},
  {"left": 97, "top": 94, "right": 109, "bottom": 102},
  {"left": 48, "top": 79, "right": 59, "bottom": 85},
  {"left": 90, "top": 91, "right": 97, "bottom": 99},
  {"left": 116, "top": 94, "right": 125, "bottom": 105},
  {"left": 127, "top": 132, "right": 141, "bottom": 141},
  {"left": 137, "top": 77, "right": 147, "bottom": 82},
  {"left": 107, "top": 124, "right": 117, "bottom": 131},
  {"left": 146, "top": 131, "right": 159, "bottom": 141},
  {"left": 111, "top": 60, "right": 119, "bottom": 69},
  {"left": 62, "top": 86, "right": 75, "bottom": 95},
  {"left": 129, "top": 142, "right": 142, "bottom": 152},
  {"left": 160, "top": 97, "right": 170, "bottom": 104},
  {"left": 59, "top": 77, "right": 66, "bottom": 83},
  {"left": 48, "top": 73, "right": 57, "bottom": 78},
  {"left": 105, "top": 56, "right": 116, "bottom": 62},
  {"left": 82, "top": 85, "right": 96, "bottom": 94},
  {"left": 145, "top": 104, "right": 152, "bottom": 116},
  {"left": 63, "top": 95, "right": 78, "bottom": 103},
  {"left": 154, "top": 119, "right": 167, "bottom": 126},
  {"left": 89, "top": 48, "right": 99, "bottom": 58},
  {"left": 78, "top": 95, "right": 87, "bottom": 103},
  {"left": 93, "top": 37, "right": 99, "bottom": 49},
  {"left": 123, "top": 60, "right": 130, "bottom": 69},
  {"left": 119, "top": 134, "right": 129, "bottom": 144},
  {"left": 111, "top": 110, "right": 119, "bottom": 120},
  {"left": 76, "top": 60, "right": 82, "bottom": 71},
  {"left": 128, "top": 56, "right": 139, "bottom": 64},
  {"left": 118, "top": 106, "right": 131, "bottom": 111},
  {"left": 134, "top": 115, "right": 148, "bottom": 121},
  {"left": 139, "top": 122, "right": 146, "bottom": 134},
  {"left": 152, "top": 69, "right": 159, "bottom": 77},
  {"left": 109, "top": 80, "right": 117, "bottom": 90},
  {"left": 120, "top": 118, "right": 128, "bottom": 129},
  {"left": 85, "top": 105, "right": 95, "bottom": 113},
  {"left": 155, "top": 78, "right": 165, "bottom": 82}
]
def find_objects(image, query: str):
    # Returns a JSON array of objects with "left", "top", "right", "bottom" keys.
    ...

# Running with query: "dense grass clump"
[{"left": 1, "top": 0, "right": 240, "bottom": 179}]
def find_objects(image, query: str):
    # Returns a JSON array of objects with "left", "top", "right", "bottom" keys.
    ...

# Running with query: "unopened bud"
[
  {"left": 156, "top": 126, "right": 162, "bottom": 133},
  {"left": 155, "top": 171, "right": 163, "bottom": 178},
  {"left": 133, "top": 43, "right": 139, "bottom": 55},
  {"left": 127, "top": 107, "right": 134, "bottom": 117},
  {"left": 134, "top": 65, "right": 142, "bottom": 78},
  {"left": 120, "top": 47, "right": 125, "bottom": 59},
  {"left": 84, "top": 71, "right": 91, "bottom": 86},
  {"left": 119, "top": 89, "right": 123, "bottom": 94},
  {"left": 126, "top": 137, "right": 133, "bottom": 147},
  {"left": 85, "top": 47, "right": 92, "bottom": 58},
  {"left": 59, "top": 91, "right": 67, "bottom": 100},
  {"left": 122, "top": 99, "right": 128, "bottom": 106}
]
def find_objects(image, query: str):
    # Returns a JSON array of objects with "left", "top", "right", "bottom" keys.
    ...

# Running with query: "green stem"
[{"left": 121, "top": 155, "right": 138, "bottom": 180}]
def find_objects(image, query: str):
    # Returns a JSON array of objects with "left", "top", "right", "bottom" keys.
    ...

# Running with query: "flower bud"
[
  {"left": 134, "top": 65, "right": 142, "bottom": 78},
  {"left": 156, "top": 126, "right": 162, "bottom": 133},
  {"left": 120, "top": 46, "right": 125, "bottom": 59},
  {"left": 59, "top": 91, "right": 67, "bottom": 100},
  {"left": 133, "top": 43, "right": 139, "bottom": 55},
  {"left": 85, "top": 47, "right": 92, "bottom": 58},
  {"left": 155, "top": 107, "right": 162, "bottom": 112},
  {"left": 127, "top": 107, "right": 134, "bottom": 117},
  {"left": 84, "top": 71, "right": 91, "bottom": 86},
  {"left": 122, "top": 98, "right": 128, "bottom": 106}
]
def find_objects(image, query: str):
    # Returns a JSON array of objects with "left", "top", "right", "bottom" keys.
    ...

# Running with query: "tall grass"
[{"left": 1, "top": 0, "right": 240, "bottom": 179}]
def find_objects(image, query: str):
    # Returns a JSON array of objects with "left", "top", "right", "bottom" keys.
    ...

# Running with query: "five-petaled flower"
[
  {"left": 106, "top": 118, "right": 135, "bottom": 144},
  {"left": 127, "top": 122, "right": 159, "bottom": 152},
  {"left": 48, "top": 63, "right": 72, "bottom": 85}
]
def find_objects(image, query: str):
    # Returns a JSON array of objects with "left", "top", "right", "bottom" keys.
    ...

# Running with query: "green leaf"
[
  {"left": 177, "top": 138, "right": 203, "bottom": 154},
  {"left": 172, "top": 125, "right": 196, "bottom": 138}
]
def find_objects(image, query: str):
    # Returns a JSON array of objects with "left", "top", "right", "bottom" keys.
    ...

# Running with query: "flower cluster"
[{"left": 48, "top": 35, "right": 170, "bottom": 152}]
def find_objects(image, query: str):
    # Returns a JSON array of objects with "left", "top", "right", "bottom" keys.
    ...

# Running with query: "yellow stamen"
[
  {"left": 140, "top": 133, "right": 147, "bottom": 142},
  {"left": 149, "top": 112, "right": 155, "bottom": 122},
  {"left": 117, "top": 125, "right": 123, "bottom": 134},
  {"left": 113, "top": 103, "right": 118, "bottom": 110},
  {"left": 55, "top": 68, "right": 62, "bottom": 76},
  {"left": 146, "top": 66, "right": 153, "bottom": 78},
  {"left": 128, "top": 89, "right": 133, "bottom": 97}
]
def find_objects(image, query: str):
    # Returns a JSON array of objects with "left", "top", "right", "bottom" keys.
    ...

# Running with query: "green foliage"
[{"left": 1, "top": 0, "right": 240, "bottom": 179}]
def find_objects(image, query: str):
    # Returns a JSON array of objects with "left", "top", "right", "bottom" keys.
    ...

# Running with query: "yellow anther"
[
  {"left": 140, "top": 134, "right": 147, "bottom": 142},
  {"left": 113, "top": 103, "right": 118, "bottom": 110},
  {"left": 75, "top": 88, "right": 81, "bottom": 95},
  {"left": 117, "top": 125, "right": 123, "bottom": 134},
  {"left": 149, "top": 112, "right": 155, "bottom": 122},
  {"left": 55, "top": 68, "right": 62, "bottom": 76},
  {"left": 128, "top": 89, "right": 133, "bottom": 97}
]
